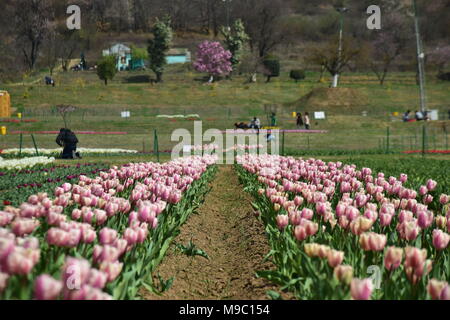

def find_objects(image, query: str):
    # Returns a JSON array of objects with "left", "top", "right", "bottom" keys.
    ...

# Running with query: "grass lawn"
[{"left": 1, "top": 67, "right": 449, "bottom": 153}]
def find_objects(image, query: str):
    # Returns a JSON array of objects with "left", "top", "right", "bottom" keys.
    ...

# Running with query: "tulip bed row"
[
  {"left": 1, "top": 163, "right": 110, "bottom": 208},
  {"left": 0, "top": 156, "right": 56, "bottom": 171},
  {"left": 236, "top": 154, "right": 450, "bottom": 300},
  {"left": 0, "top": 155, "right": 217, "bottom": 300},
  {"left": 1, "top": 148, "right": 139, "bottom": 158}
]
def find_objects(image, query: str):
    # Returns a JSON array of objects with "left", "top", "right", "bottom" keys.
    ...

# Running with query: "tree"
[
  {"left": 428, "top": 45, "right": 450, "bottom": 75},
  {"left": 131, "top": 46, "right": 149, "bottom": 60},
  {"left": 369, "top": 14, "right": 411, "bottom": 85},
  {"left": 220, "top": 19, "right": 250, "bottom": 74},
  {"left": 306, "top": 36, "right": 361, "bottom": 88},
  {"left": 239, "top": 0, "right": 286, "bottom": 58},
  {"left": 97, "top": 55, "right": 117, "bottom": 85},
  {"left": 148, "top": 17, "right": 173, "bottom": 83},
  {"left": 262, "top": 55, "right": 280, "bottom": 83},
  {"left": 193, "top": 41, "right": 232, "bottom": 83},
  {"left": 14, "top": 0, "right": 52, "bottom": 70}
]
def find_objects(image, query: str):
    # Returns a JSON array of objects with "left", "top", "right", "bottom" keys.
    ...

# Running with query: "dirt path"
[{"left": 142, "top": 166, "right": 281, "bottom": 300}]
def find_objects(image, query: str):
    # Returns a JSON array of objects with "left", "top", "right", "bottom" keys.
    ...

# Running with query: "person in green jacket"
[{"left": 270, "top": 112, "right": 277, "bottom": 127}]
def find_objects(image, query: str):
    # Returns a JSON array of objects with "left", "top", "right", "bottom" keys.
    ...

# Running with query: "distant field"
[{"left": 1, "top": 67, "right": 449, "bottom": 154}]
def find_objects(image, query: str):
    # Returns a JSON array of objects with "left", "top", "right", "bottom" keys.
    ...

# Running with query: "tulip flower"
[
  {"left": 427, "top": 279, "right": 448, "bottom": 300},
  {"left": 327, "top": 250, "right": 344, "bottom": 268},
  {"left": 350, "top": 278, "right": 373, "bottom": 300},
  {"left": 384, "top": 246, "right": 403, "bottom": 271},
  {"left": 0, "top": 272, "right": 9, "bottom": 293},
  {"left": 432, "top": 229, "right": 450, "bottom": 251},
  {"left": 99, "top": 228, "right": 118, "bottom": 245},
  {"left": 426, "top": 179, "right": 437, "bottom": 192},
  {"left": 441, "top": 285, "right": 450, "bottom": 300},
  {"left": 34, "top": 274, "right": 63, "bottom": 300},
  {"left": 276, "top": 215, "right": 289, "bottom": 230},
  {"left": 99, "top": 261, "right": 123, "bottom": 282},
  {"left": 334, "top": 265, "right": 353, "bottom": 285}
]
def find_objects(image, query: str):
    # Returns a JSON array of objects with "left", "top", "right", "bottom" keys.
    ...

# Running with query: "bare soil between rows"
[{"left": 141, "top": 165, "right": 285, "bottom": 300}]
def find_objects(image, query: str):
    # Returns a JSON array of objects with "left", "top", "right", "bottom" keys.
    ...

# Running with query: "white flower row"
[
  {"left": 156, "top": 114, "right": 200, "bottom": 119},
  {"left": 1, "top": 148, "right": 139, "bottom": 155},
  {"left": 0, "top": 156, "right": 56, "bottom": 170}
]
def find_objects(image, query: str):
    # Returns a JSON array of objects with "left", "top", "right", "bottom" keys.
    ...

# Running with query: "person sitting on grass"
[{"left": 56, "top": 128, "right": 81, "bottom": 159}]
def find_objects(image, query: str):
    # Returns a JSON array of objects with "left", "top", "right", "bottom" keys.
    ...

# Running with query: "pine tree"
[
  {"left": 148, "top": 17, "right": 173, "bottom": 83},
  {"left": 220, "top": 19, "right": 250, "bottom": 75}
]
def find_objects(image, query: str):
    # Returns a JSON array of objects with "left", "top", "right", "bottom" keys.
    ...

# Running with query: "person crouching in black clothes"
[{"left": 56, "top": 128, "right": 80, "bottom": 159}]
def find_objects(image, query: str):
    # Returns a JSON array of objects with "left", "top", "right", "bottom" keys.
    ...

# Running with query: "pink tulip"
[
  {"left": 6, "top": 247, "right": 40, "bottom": 275},
  {"left": 439, "top": 194, "right": 449, "bottom": 205},
  {"left": 426, "top": 179, "right": 437, "bottom": 192},
  {"left": 334, "top": 265, "right": 353, "bottom": 285},
  {"left": 384, "top": 246, "right": 403, "bottom": 270},
  {"left": 380, "top": 213, "right": 393, "bottom": 227},
  {"left": 417, "top": 210, "right": 434, "bottom": 229},
  {"left": 432, "top": 229, "right": 450, "bottom": 250},
  {"left": 62, "top": 257, "right": 91, "bottom": 291},
  {"left": 80, "top": 228, "right": 97, "bottom": 244},
  {"left": 34, "top": 274, "right": 63, "bottom": 300},
  {"left": 276, "top": 215, "right": 289, "bottom": 230},
  {"left": 301, "top": 208, "right": 314, "bottom": 220},
  {"left": 0, "top": 272, "right": 9, "bottom": 293},
  {"left": 419, "top": 185, "right": 428, "bottom": 196},
  {"left": 86, "top": 269, "right": 108, "bottom": 289},
  {"left": 99, "top": 261, "right": 123, "bottom": 282},
  {"left": 350, "top": 278, "right": 373, "bottom": 300},
  {"left": 423, "top": 194, "right": 433, "bottom": 205},
  {"left": 327, "top": 250, "right": 344, "bottom": 268},
  {"left": 399, "top": 174, "right": 407, "bottom": 183},
  {"left": 427, "top": 279, "right": 447, "bottom": 300},
  {"left": 441, "top": 285, "right": 450, "bottom": 300},
  {"left": 294, "top": 226, "right": 307, "bottom": 241},
  {"left": 0, "top": 211, "right": 14, "bottom": 227},
  {"left": 11, "top": 218, "right": 40, "bottom": 237},
  {"left": 123, "top": 228, "right": 138, "bottom": 246}
]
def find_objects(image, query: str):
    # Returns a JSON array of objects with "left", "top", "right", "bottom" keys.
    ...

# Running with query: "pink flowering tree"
[{"left": 193, "top": 41, "right": 232, "bottom": 82}]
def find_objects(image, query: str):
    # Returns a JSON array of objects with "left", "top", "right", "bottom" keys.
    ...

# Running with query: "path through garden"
[{"left": 142, "top": 166, "right": 286, "bottom": 300}]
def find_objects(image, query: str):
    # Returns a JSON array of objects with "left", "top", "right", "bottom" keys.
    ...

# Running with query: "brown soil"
[{"left": 141, "top": 166, "right": 284, "bottom": 300}]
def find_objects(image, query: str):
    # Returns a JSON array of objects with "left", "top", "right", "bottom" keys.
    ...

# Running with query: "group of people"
[
  {"left": 234, "top": 117, "right": 262, "bottom": 130},
  {"left": 56, "top": 128, "right": 81, "bottom": 159},
  {"left": 403, "top": 110, "right": 430, "bottom": 122},
  {"left": 296, "top": 112, "right": 311, "bottom": 130}
]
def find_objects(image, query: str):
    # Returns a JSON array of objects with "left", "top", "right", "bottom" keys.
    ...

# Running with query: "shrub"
[
  {"left": 437, "top": 72, "right": 450, "bottom": 81},
  {"left": 96, "top": 55, "right": 117, "bottom": 85},
  {"left": 290, "top": 69, "right": 306, "bottom": 82},
  {"left": 262, "top": 55, "right": 280, "bottom": 83}
]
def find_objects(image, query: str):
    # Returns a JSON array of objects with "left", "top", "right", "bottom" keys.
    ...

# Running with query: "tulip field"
[
  {"left": 236, "top": 154, "right": 450, "bottom": 300},
  {"left": 0, "top": 149, "right": 449, "bottom": 300},
  {"left": 0, "top": 155, "right": 217, "bottom": 300}
]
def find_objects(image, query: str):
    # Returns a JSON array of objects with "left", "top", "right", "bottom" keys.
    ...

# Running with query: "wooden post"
[
  {"left": 422, "top": 124, "right": 426, "bottom": 156},
  {"left": 153, "top": 129, "right": 160, "bottom": 163},
  {"left": 386, "top": 126, "right": 390, "bottom": 153},
  {"left": 19, "top": 133, "right": 23, "bottom": 156},
  {"left": 281, "top": 130, "right": 285, "bottom": 156},
  {"left": 31, "top": 134, "right": 39, "bottom": 156}
]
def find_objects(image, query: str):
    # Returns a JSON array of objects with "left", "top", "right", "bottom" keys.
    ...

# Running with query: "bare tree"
[
  {"left": 14, "top": 0, "right": 52, "bottom": 70},
  {"left": 239, "top": 0, "right": 287, "bottom": 58},
  {"left": 306, "top": 36, "right": 361, "bottom": 88},
  {"left": 369, "top": 13, "right": 411, "bottom": 85}
]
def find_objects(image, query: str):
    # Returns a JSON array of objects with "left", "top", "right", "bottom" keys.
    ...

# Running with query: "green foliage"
[
  {"left": 131, "top": 46, "right": 149, "bottom": 60},
  {"left": 290, "top": 69, "right": 306, "bottom": 82},
  {"left": 262, "top": 55, "right": 281, "bottom": 82},
  {"left": 176, "top": 240, "right": 209, "bottom": 259},
  {"left": 148, "top": 17, "right": 173, "bottom": 82},
  {"left": 96, "top": 55, "right": 117, "bottom": 85},
  {"left": 220, "top": 19, "right": 250, "bottom": 71}
]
